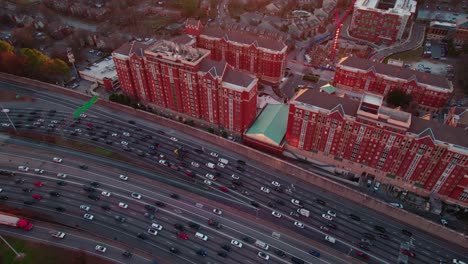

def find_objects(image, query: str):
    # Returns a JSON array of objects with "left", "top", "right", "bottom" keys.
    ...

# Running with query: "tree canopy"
[
  {"left": 0, "top": 40, "right": 14, "bottom": 53},
  {"left": 386, "top": 89, "right": 412, "bottom": 107}
]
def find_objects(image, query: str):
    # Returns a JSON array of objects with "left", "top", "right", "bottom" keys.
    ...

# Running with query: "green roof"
[
  {"left": 320, "top": 83, "right": 337, "bottom": 94},
  {"left": 245, "top": 104, "right": 289, "bottom": 146}
]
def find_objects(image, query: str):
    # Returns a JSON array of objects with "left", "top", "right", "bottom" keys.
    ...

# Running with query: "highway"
[{"left": 0, "top": 80, "right": 467, "bottom": 264}]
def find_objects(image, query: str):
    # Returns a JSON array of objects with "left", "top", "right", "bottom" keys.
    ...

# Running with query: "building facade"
[
  {"left": 333, "top": 56, "right": 453, "bottom": 111},
  {"left": 349, "top": 0, "right": 417, "bottom": 45},
  {"left": 112, "top": 40, "right": 258, "bottom": 132},
  {"left": 194, "top": 26, "right": 288, "bottom": 83},
  {"left": 285, "top": 89, "right": 468, "bottom": 206}
]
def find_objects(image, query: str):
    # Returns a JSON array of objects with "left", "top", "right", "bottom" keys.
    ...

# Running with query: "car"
[
  {"left": 22, "top": 188, "right": 33, "bottom": 193},
  {"left": 231, "top": 239, "right": 243, "bottom": 248},
  {"left": 84, "top": 214, "right": 94, "bottom": 220},
  {"left": 88, "top": 194, "right": 99, "bottom": 201},
  {"left": 83, "top": 186, "right": 96, "bottom": 192},
  {"left": 32, "top": 194, "right": 43, "bottom": 200},
  {"left": 80, "top": 205, "right": 91, "bottom": 211},
  {"left": 158, "top": 160, "right": 168, "bottom": 166},
  {"left": 101, "top": 191, "right": 111, "bottom": 197},
  {"left": 356, "top": 250, "right": 369, "bottom": 259},
  {"left": 290, "top": 211, "right": 300, "bottom": 218},
  {"left": 95, "top": 245, "right": 106, "bottom": 253},
  {"left": 374, "top": 225, "right": 386, "bottom": 233},
  {"left": 272, "top": 211, "right": 282, "bottom": 218},
  {"left": 170, "top": 137, "right": 178, "bottom": 142},
  {"left": 349, "top": 214, "right": 361, "bottom": 221},
  {"left": 177, "top": 232, "right": 188, "bottom": 240},
  {"left": 57, "top": 173, "right": 67, "bottom": 178},
  {"left": 155, "top": 201, "right": 165, "bottom": 207},
  {"left": 320, "top": 225, "right": 329, "bottom": 232},
  {"left": 242, "top": 236, "right": 255, "bottom": 244},
  {"left": 118, "top": 202, "right": 128, "bottom": 209},
  {"left": 119, "top": 175, "right": 128, "bottom": 181},
  {"left": 213, "top": 208, "right": 223, "bottom": 215},
  {"left": 217, "top": 162, "right": 225, "bottom": 168},
  {"left": 361, "top": 238, "right": 372, "bottom": 245},
  {"left": 170, "top": 193, "right": 179, "bottom": 199},
  {"left": 15, "top": 178, "right": 25, "bottom": 184},
  {"left": 144, "top": 212, "right": 155, "bottom": 220},
  {"left": 53, "top": 157, "right": 63, "bottom": 163},
  {"left": 309, "top": 249, "right": 321, "bottom": 257},
  {"left": 111, "top": 133, "right": 118, "bottom": 137},
  {"left": 271, "top": 181, "right": 280, "bottom": 187},
  {"left": 191, "top": 162, "right": 200, "bottom": 168},
  {"left": 231, "top": 174, "right": 240, "bottom": 180},
  {"left": 390, "top": 202, "right": 403, "bottom": 208},
  {"left": 363, "top": 233, "right": 375, "bottom": 240},
  {"left": 327, "top": 223, "right": 338, "bottom": 229},
  {"left": 169, "top": 247, "right": 179, "bottom": 254},
  {"left": 441, "top": 218, "right": 448, "bottom": 226},
  {"left": 205, "top": 173, "right": 215, "bottom": 180},
  {"left": 147, "top": 228, "right": 158, "bottom": 235},
  {"left": 79, "top": 164, "right": 88, "bottom": 170},
  {"left": 50, "top": 191, "right": 60, "bottom": 197},
  {"left": 291, "top": 199, "right": 303, "bottom": 207},
  {"left": 55, "top": 207, "right": 65, "bottom": 212},
  {"left": 210, "top": 152, "right": 219, "bottom": 157},
  {"left": 275, "top": 249, "right": 286, "bottom": 257},
  {"left": 137, "top": 233, "right": 148, "bottom": 240},
  {"left": 221, "top": 245, "right": 232, "bottom": 252},
  {"left": 250, "top": 201, "right": 260, "bottom": 207},
  {"left": 379, "top": 233, "right": 389, "bottom": 239},
  {"left": 260, "top": 187, "right": 270, "bottom": 193},
  {"left": 316, "top": 199, "right": 326, "bottom": 205},
  {"left": 123, "top": 132, "right": 130, "bottom": 137},
  {"left": 121, "top": 140, "right": 128, "bottom": 146},
  {"left": 174, "top": 223, "right": 184, "bottom": 231},
  {"left": 453, "top": 259, "right": 467, "bottom": 264},
  {"left": 294, "top": 221, "right": 304, "bottom": 228},
  {"left": 401, "top": 229, "right": 412, "bottom": 237},
  {"left": 400, "top": 249, "right": 415, "bottom": 257},
  {"left": 327, "top": 210, "right": 337, "bottom": 217},
  {"left": 145, "top": 204, "right": 157, "bottom": 212},
  {"left": 18, "top": 166, "right": 29, "bottom": 172},
  {"left": 203, "top": 179, "right": 212, "bottom": 185},
  {"left": 189, "top": 222, "right": 201, "bottom": 229},
  {"left": 258, "top": 251, "right": 270, "bottom": 260},
  {"left": 34, "top": 181, "right": 44, "bottom": 187},
  {"left": 219, "top": 186, "right": 229, "bottom": 192},
  {"left": 237, "top": 159, "right": 246, "bottom": 165},
  {"left": 151, "top": 223, "right": 163, "bottom": 231},
  {"left": 236, "top": 166, "right": 245, "bottom": 172},
  {"left": 89, "top": 182, "right": 100, "bottom": 187},
  {"left": 34, "top": 169, "right": 44, "bottom": 174},
  {"left": 358, "top": 242, "right": 369, "bottom": 250},
  {"left": 24, "top": 200, "right": 34, "bottom": 205},
  {"left": 131, "top": 192, "right": 142, "bottom": 199},
  {"left": 196, "top": 249, "right": 206, "bottom": 256},
  {"left": 115, "top": 215, "right": 126, "bottom": 223},
  {"left": 122, "top": 251, "right": 132, "bottom": 257},
  {"left": 218, "top": 251, "right": 228, "bottom": 258},
  {"left": 322, "top": 214, "right": 333, "bottom": 221}
]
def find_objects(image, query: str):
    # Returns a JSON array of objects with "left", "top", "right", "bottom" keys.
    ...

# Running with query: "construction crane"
[{"left": 330, "top": 0, "right": 357, "bottom": 63}]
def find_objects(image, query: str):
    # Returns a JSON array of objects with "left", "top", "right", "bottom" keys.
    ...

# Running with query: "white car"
[
  {"left": 118, "top": 202, "right": 128, "bottom": 209},
  {"left": 322, "top": 214, "right": 333, "bottom": 221},
  {"left": 0, "top": 188, "right": 2, "bottom": 193},
  {"left": 151, "top": 223, "right": 163, "bottom": 231},
  {"left": 258, "top": 251, "right": 270, "bottom": 260},
  {"left": 53, "top": 157, "right": 63, "bottom": 163},
  {"left": 121, "top": 141, "right": 128, "bottom": 146},
  {"left": 231, "top": 239, "right": 243, "bottom": 248},
  {"left": 203, "top": 179, "right": 212, "bottom": 186},
  {"left": 213, "top": 208, "right": 223, "bottom": 215},
  {"left": 210, "top": 152, "right": 219, "bottom": 158},
  {"left": 80, "top": 205, "right": 90, "bottom": 211},
  {"left": 217, "top": 162, "right": 225, "bottom": 168},
  {"left": 147, "top": 228, "right": 158, "bottom": 236},
  {"left": 34, "top": 168, "right": 44, "bottom": 174},
  {"left": 80, "top": 114, "right": 87, "bottom": 118},
  {"left": 84, "top": 214, "right": 94, "bottom": 220},
  {"left": 327, "top": 210, "right": 337, "bottom": 217},
  {"left": 95, "top": 245, "right": 106, "bottom": 253},
  {"left": 1, "top": 123, "right": 10, "bottom": 127},
  {"left": 111, "top": 133, "right": 118, "bottom": 137},
  {"left": 119, "top": 175, "right": 128, "bottom": 181},
  {"left": 122, "top": 132, "right": 130, "bottom": 137},
  {"left": 291, "top": 199, "right": 303, "bottom": 207},
  {"left": 272, "top": 211, "right": 282, "bottom": 218},
  {"left": 260, "top": 187, "right": 270, "bottom": 194},
  {"left": 294, "top": 221, "right": 305, "bottom": 228},
  {"left": 191, "top": 162, "right": 200, "bottom": 168},
  {"left": 51, "top": 120, "right": 58, "bottom": 124},
  {"left": 18, "top": 166, "right": 29, "bottom": 172},
  {"left": 57, "top": 173, "right": 67, "bottom": 178},
  {"left": 101, "top": 191, "right": 111, "bottom": 197},
  {"left": 74, "top": 128, "right": 82, "bottom": 132},
  {"left": 37, "top": 119, "right": 45, "bottom": 122},
  {"left": 131, "top": 192, "right": 142, "bottom": 199},
  {"left": 271, "top": 181, "right": 280, "bottom": 187},
  {"left": 231, "top": 174, "right": 240, "bottom": 180},
  {"left": 170, "top": 137, "right": 178, "bottom": 142},
  {"left": 158, "top": 160, "right": 168, "bottom": 166},
  {"left": 205, "top": 173, "right": 215, "bottom": 180}
]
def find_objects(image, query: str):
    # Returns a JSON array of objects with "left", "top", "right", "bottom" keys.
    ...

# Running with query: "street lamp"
[
  {"left": 0, "top": 104, "right": 17, "bottom": 132},
  {"left": 0, "top": 235, "right": 25, "bottom": 259}
]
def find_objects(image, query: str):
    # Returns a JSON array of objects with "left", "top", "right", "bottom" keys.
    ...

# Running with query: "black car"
[
  {"left": 327, "top": 223, "right": 337, "bottom": 229},
  {"left": 374, "top": 225, "right": 386, "bottom": 233},
  {"left": 236, "top": 166, "right": 245, "bottom": 172},
  {"left": 88, "top": 194, "right": 99, "bottom": 201},
  {"left": 0, "top": 195, "right": 8, "bottom": 200},
  {"left": 231, "top": 179, "right": 243, "bottom": 186},
  {"left": 275, "top": 199, "right": 285, "bottom": 206},
  {"left": 349, "top": 214, "right": 361, "bottom": 221},
  {"left": 194, "top": 148, "right": 203, "bottom": 153},
  {"left": 155, "top": 201, "right": 165, "bottom": 207},
  {"left": 267, "top": 202, "right": 277, "bottom": 208},
  {"left": 196, "top": 249, "right": 206, "bottom": 256},
  {"left": 115, "top": 215, "right": 126, "bottom": 223},
  {"left": 56, "top": 207, "right": 66, "bottom": 212},
  {"left": 90, "top": 182, "right": 100, "bottom": 187},
  {"left": 79, "top": 164, "right": 88, "bottom": 170},
  {"left": 358, "top": 242, "right": 370, "bottom": 250},
  {"left": 274, "top": 186, "right": 284, "bottom": 193},
  {"left": 170, "top": 193, "right": 180, "bottom": 199},
  {"left": 105, "top": 140, "right": 113, "bottom": 145},
  {"left": 22, "top": 188, "right": 33, "bottom": 193},
  {"left": 83, "top": 186, "right": 96, "bottom": 192},
  {"left": 145, "top": 204, "right": 158, "bottom": 212},
  {"left": 101, "top": 205, "right": 111, "bottom": 211},
  {"left": 56, "top": 181, "right": 67, "bottom": 186},
  {"left": 237, "top": 159, "right": 246, "bottom": 165},
  {"left": 137, "top": 233, "right": 147, "bottom": 240},
  {"left": 24, "top": 200, "right": 34, "bottom": 205},
  {"left": 144, "top": 212, "right": 155, "bottom": 220},
  {"left": 174, "top": 223, "right": 184, "bottom": 231},
  {"left": 169, "top": 247, "right": 179, "bottom": 254},
  {"left": 217, "top": 251, "right": 227, "bottom": 258},
  {"left": 316, "top": 199, "right": 326, "bottom": 205},
  {"left": 242, "top": 236, "right": 255, "bottom": 244},
  {"left": 15, "top": 179, "right": 25, "bottom": 184},
  {"left": 189, "top": 222, "right": 201, "bottom": 230},
  {"left": 401, "top": 229, "right": 412, "bottom": 237},
  {"left": 128, "top": 120, "right": 136, "bottom": 124},
  {"left": 122, "top": 251, "right": 132, "bottom": 258},
  {"left": 221, "top": 245, "right": 232, "bottom": 252},
  {"left": 156, "top": 130, "right": 165, "bottom": 135},
  {"left": 70, "top": 132, "right": 78, "bottom": 136},
  {"left": 135, "top": 127, "right": 142, "bottom": 132},
  {"left": 50, "top": 191, "right": 60, "bottom": 197},
  {"left": 106, "top": 119, "right": 113, "bottom": 124},
  {"left": 250, "top": 201, "right": 260, "bottom": 208},
  {"left": 275, "top": 250, "right": 286, "bottom": 257},
  {"left": 363, "top": 233, "right": 376, "bottom": 240},
  {"left": 379, "top": 233, "right": 390, "bottom": 240}
]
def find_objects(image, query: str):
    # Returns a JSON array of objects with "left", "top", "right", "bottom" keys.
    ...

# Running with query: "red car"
[
  {"left": 34, "top": 181, "right": 44, "bottom": 187},
  {"left": 219, "top": 186, "right": 229, "bottom": 193},
  {"left": 32, "top": 194, "right": 43, "bottom": 200},
  {"left": 400, "top": 249, "right": 415, "bottom": 257},
  {"left": 178, "top": 232, "right": 188, "bottom": 240},
  {"left": 186, "top": 170, "right": 193, "bottom": 177},
  {"left": 356, "top": 251, "right": 369, "bottom": 259}
]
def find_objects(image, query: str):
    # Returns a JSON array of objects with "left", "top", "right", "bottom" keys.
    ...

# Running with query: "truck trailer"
[{"left": 0, "top": 212, "right": 33, "bottom": 230}]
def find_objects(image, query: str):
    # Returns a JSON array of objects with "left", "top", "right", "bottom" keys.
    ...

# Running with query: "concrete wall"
[{"left": 1, "top": 72, "right": 467, "bottom": 249}]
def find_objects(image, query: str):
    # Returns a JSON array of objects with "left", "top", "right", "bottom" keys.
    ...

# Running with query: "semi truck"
[
  {"left": 0, "top": 212, "right": 33, "bottom": 230},
  {"left": 297, "top": 208, "right": 310, "bottom": 217}
]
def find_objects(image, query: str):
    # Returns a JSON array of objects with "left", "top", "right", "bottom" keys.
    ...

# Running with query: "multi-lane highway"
[{"left": 0, "top": 79, "right": 467, "bottom": 264}]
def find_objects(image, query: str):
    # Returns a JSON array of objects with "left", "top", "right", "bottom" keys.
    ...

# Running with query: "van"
[
  {"left": 218, "top": 158, "right": 229, "bottom": 165},
  {"left": 206, "top": 162, "right": 215, "bottom": 169},
  {"left": 195, "top": 232, "right": 208, "bottom": 241},
  {"left": 374, "top": 182, "right": 381, "bottom": 191},
  {"left": 254, "top": 240, "right": 269, "bottom": 250},
  {"left": 325, "top": 235, "right": 336, "bottom": 244}
]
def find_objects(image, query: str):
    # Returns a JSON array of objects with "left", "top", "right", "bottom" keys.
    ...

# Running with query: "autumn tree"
[
  {"left": 0, "top": 40, "right": 15, "bottom": 53},
  {"left": 12, "top": 26, "right": 38, "bottom": 48}
]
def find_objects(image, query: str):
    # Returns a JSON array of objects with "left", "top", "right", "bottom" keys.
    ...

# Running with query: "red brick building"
[
  {"left": 333, "top": 57, "right": 453, "bottom": 111},
  {"left": 191, "top": 25, "right": 288, "bottom": 84},
  {"left": 349, "top": 0, "right": 417, "bottom": 45},
  {"left": 112, "top": 40, "right": 258, "bottom": 132},
  {"left": 285, "top": 89, "right": 468, "bottom": 206}
]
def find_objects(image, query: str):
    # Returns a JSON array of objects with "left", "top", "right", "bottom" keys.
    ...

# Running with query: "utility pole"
[{"left": 0, "top": 235, "right": 25, "bottom": 259}]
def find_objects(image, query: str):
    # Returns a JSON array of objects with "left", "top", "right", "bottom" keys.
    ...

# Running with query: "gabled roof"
[
  {"left": 114, "top": 41, "right": 154, "bottom": 58},
  {"left": 409, "top": 117, "right": 468, "bottom": 148},
  {"left": 200, "top": 26, "right": 287, "bottom": 52},
  {"left": 294, "top": 88, "right": 361, "bottom": 116},
  {"left": 199, "top": 59, "right": 228, "bottom": 78},
  {"left": 338, "top": 56, "right": 452, "bottom": 90},
  {"left": 245, "top": 104, "right": 289, "bottom": 146},
  {"left": 223, "top": 68, "right": 256, "bottom": 88}
]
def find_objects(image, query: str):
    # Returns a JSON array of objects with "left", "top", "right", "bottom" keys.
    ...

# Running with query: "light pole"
[
  {"left": 0, "top": 235, "right": 24, "bottom": 259},
  {"left": 0, "top": 104, "right": 17, "bottom": 132}
]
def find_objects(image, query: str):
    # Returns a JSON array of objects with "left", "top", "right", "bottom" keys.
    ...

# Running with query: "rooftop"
[
  {"left": 293, "top": 88, "right": 361, "bottom": 116},
  {"left": 79, "top": 58, "right": 117, "bottom": 81},
  {"left": 245, "top": 104, "right": 289, "bottom": 146},
  {"left": 222, "top": 68, "right": 257, "bottom": 91},
  {"left": 113, "top": 40, "right": 156, "bottom": 58},
  {"left": 409, "top": 117, "right": 468, "bottom": 149},
  {"left": 199, "top": 59, "right": 228, "bottom": 78},
  {"left": 338, "top": 56, "right": 453, "bottom": 92},
  {"left": 146, "top": 40, "right": 209, "bottom": 64},
  {"left": 355, "top": 0, "right": 416, "bottom": 14}
]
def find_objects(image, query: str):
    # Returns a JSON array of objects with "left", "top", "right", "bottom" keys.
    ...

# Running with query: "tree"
[
  {"left": 207, "top": 127, "right": 215, "bottom": 133},
  {"left": 49, "top": 58, "right": 71, "bottom": 78},
  {"left": 386, "top": 90, "right": 412, "bottom": 107},
  {"left": 20, "top": 48, "right": 51, "bottom": 73},
  {"left": 221, "top": 131, "right": 228, "bottom": 138},
  {"left": 12, "top": 26, "right": 38, "bottom": 48},
  {"left": 0, "top": 40, "right": 15, "bottom": 53},
  {"left": 0, "top": 52, "right": 27, "bottom": 76}
]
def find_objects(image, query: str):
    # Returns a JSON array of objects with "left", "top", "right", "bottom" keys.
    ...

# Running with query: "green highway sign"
[{"left": 73, "top": 95, "right": 98, "bottom": 118}]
